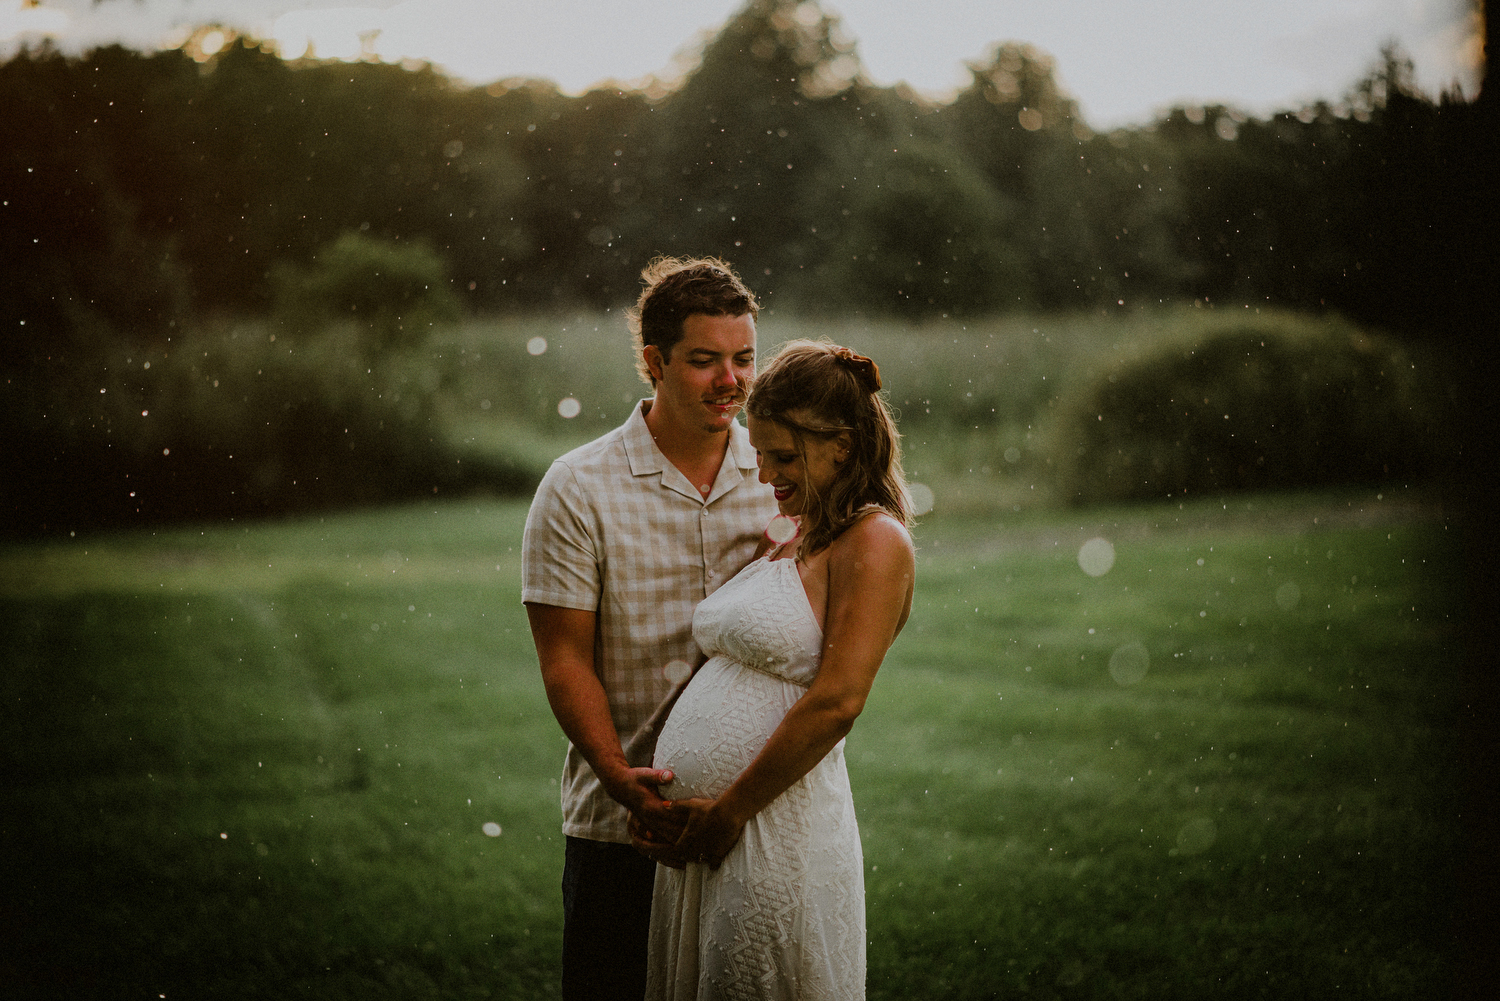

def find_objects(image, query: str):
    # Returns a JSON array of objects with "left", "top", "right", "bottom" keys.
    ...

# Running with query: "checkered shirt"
[{"left": 521, "top": 401, "right": 779, "bottom": 843}]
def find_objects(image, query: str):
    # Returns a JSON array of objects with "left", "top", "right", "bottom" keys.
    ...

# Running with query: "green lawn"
[{"left": 0, "top": 490, "right": 1463, "bottom": 999}]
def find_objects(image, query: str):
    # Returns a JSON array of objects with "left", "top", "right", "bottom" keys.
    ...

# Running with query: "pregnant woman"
[{"left": 635, "top": 339, "right": 916, "bottom": 1000}]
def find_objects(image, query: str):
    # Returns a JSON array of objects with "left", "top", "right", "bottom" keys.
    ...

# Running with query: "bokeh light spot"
[
  {"left": 1108, "top": 642, "right": 1149, "bottom": 685},
  {"left": 557, "top": 397, "right": 581, "bottom": 419},
  {"left": 481, "top": 822, "right": 502, "bottom": 837},
  {"left": 766, "top": 514, "right": 798, "bottom": 545},
  {"left": 1174, "top": 817, "right": 1217, "bottom": 855},
  {"left": 1275, "top": 582, "right": 1301, "bottom": 611},
  {"left": 1078, "top": 537, "right": 1116, "bottom": 576},
  {"left": 527, "top": 336, "right": 548, "bottom": 355},
  {"left": 908, "top": 482, "right": 935, "bottom": 516},
  {"left": 663, "top": 660, "right": 693, "bottom": 685}
]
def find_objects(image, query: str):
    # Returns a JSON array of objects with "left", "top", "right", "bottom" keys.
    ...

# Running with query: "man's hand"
[{"left": 601, "top": 765, "right": 684, "bottom": 840}]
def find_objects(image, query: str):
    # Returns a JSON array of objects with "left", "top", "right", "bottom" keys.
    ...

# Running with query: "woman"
[{"left": 635, "top": 339, "right": 916, "bottom": 1000}]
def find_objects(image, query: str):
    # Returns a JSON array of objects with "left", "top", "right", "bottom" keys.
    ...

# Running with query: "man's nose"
[{"left": 714, "top": 361, "right": 741, "bottom": 386}]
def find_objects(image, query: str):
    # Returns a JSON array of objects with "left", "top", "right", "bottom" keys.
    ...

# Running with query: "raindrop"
[
  {"left": 907, "top": 482, "right": 935, "bottom": 516},
  {"left": 558, "top": 397, "right": 582, "bottom": 419},
  {"left": 766, "top": 514, "right": 798, "bottom": 545},
  {"left": 1108, "top": 643, "right": 1149, "bottom": 685},
  {"left": 527, "top": 336, "right": 548, "bottom": 356},
  {"left": 1174, "top": 817, "right": 1217, "bottom": 855},
  {"left": 1275, "top": 582, "right": 1301, "bottom": 611},
  {"left": 1078, "top": 538, "right": 1116, "bottom": 577},
  {"left": 482, "top": 822, "right": 502, "bottom": 837},
  {"left": 663, "top": 660, "right": 693, "bottom": 685},
  {"left": 443, "top": 139, "right": 464, "bottom": 159},
  {"left": 1003, "top": 447, "right": 1021, "bottom": 463}
]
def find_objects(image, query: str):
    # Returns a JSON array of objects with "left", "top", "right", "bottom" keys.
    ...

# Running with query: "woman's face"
[{"left": 748, "top": 411, "right": 848, "bottom": 517}]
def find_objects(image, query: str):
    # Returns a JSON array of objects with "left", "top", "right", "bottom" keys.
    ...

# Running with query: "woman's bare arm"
[{"left": 668, "top": 513, "right": 914, "bottom": 866}]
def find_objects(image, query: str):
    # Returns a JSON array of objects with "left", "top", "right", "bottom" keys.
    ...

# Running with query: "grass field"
[
  {"left": 433, "top": 305, "right": 1433, "bottom": 514},
  {"left": 0, "top": 488, "right": 1465, "bottom": 999}
]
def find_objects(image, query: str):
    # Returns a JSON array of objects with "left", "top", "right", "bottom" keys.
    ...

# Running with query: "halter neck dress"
[{"left": 646, "top": 554, "right": 865, "bottom": 1000}]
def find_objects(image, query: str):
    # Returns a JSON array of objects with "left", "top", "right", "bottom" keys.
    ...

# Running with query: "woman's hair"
[
  {"left": 746, "top": 339, "right": 911, "bottom": 555},
  {"left": 627, "top": 256, "right": 759, "bottom": 386}
]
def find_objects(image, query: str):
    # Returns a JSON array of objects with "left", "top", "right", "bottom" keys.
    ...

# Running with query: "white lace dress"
[{"left": 646, "top": 555, "right": 865, "bottom": 1000}]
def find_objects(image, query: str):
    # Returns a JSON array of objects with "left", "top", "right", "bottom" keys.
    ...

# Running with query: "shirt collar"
[
  {"left": 621, "top": 400, "right": 760, "bottom": 499},
  {"left": 622, "top": 400, "right": 665, "bottom": 477}
]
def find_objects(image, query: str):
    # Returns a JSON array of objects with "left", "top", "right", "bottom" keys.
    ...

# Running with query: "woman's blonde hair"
[{"left": 746, "top": 339, "right": 911, "bottom": 555}]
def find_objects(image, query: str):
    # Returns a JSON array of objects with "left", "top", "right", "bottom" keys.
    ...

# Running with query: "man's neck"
[{"left": 642, "top": 400, "right": 732, "bottom": 495}]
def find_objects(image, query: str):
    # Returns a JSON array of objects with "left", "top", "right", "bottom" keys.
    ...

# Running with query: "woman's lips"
[{"left": 773, "top": 484, "right": 795, "bottom": 501}]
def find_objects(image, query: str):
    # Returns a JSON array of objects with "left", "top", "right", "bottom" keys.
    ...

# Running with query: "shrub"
[
  {"left": 1050, "top": 319, "right": 1450, "bottom": 504},
  {"left": 2, "top": 322, "right": 535, "bottom": 535},
  {"left": 271, "top": 232, "right": 460, "bottom": 352}
]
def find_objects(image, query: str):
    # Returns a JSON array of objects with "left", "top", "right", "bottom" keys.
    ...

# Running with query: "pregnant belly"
[{"left": 654, "top": 655, "right": 808, "bottom": 801}]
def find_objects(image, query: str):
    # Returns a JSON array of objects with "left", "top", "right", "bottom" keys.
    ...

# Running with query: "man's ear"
[{"left": 643, "top": 344, "right": 666, "bottom": 385}]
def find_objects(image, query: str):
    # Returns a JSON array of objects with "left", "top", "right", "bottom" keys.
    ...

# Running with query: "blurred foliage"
[
  {"left": 1, "top": 0, "right": 1489, "bottom": 531},
  {"left": 271, "top": 232, "right": 460, "bottom": 352},
  {"left": 3, "top": 2, "right": 1491, "bottom": 334},
  {"left": 1051, "top": 317, "right": 1454, "bottom": 504},
  {"left": 2, "top": 322, "right": 532, "bottom": 533}
]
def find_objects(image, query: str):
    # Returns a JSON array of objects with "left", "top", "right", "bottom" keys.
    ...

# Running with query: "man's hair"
[
  {"left": 627, "top": 257, "right": 759, "bottom": 386},
  {"left": 746, "top": 339, "right": 912, "bottom": 556}
]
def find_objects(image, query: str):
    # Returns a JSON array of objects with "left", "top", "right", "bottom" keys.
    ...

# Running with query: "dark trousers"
[{"left": 561, "top": 835, "right": 657, "bottom": 1001}]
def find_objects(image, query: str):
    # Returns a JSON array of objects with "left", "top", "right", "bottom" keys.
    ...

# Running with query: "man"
[{"left": 521, "top": 257, "right": 778, "bottom": 1000}]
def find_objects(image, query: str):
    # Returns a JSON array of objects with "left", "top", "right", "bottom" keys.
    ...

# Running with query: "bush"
[
  {"left": 271, "top": 232, "right": 460, "bottom": 352},
  {"left": 1050, "top": 318, "right": 1450, "bottom": 504},
  {"left": 2, "top": 322, "right": 535, "bottom": 535}
]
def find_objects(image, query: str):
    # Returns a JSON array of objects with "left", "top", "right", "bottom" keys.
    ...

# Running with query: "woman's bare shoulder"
[{"left": 831, "top": 510, "right": 914, "bottom": 566}]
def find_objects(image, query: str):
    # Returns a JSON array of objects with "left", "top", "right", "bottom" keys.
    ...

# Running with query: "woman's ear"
[{"left": 834, "top": 431, "right": 853, "bottom": 464}]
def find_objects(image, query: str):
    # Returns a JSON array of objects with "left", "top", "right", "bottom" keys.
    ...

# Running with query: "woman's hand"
[
  {"left": 629, "top": 812, "right": 689, "bottom": 870},
  {"left": 670, "top": 796, "right": 747, "bottom": 870}
]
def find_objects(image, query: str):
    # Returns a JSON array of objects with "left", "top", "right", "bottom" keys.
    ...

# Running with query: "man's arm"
[{"left": 525, "top": 602, "right": 682, "bottom": 835}]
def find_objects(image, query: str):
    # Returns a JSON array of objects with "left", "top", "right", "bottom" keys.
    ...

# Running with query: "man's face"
[{"left": 645, "top": 312, "right": 757, "bottom": 436}]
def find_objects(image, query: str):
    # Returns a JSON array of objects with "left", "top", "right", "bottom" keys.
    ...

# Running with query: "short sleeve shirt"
[{"left": 521, "top": 401, "right": 779, "bottom": 842}]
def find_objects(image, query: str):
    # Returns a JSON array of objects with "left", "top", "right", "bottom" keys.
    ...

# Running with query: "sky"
[{"left": 1, "top": 0, "right": 1484, "bottom": 129}]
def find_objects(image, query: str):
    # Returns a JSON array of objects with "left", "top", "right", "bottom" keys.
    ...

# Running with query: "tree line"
[{"left": 3, "top": 0, "right": 1493, "bottom": 359}]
